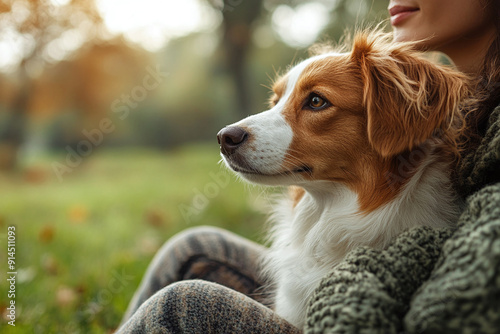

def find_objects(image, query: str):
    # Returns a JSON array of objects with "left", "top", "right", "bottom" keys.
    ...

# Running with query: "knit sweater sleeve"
[
  {"left": 305, "top": 225, "right": 454, "bottom": 334},
  {"left": 404, "top": 182, "right": 500, "bottom": 333},
  {"left": 404, "top": 105, "right": 500, "bottom": 333}
]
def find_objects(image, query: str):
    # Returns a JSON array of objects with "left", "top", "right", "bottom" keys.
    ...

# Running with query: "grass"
[{"left": 0, "top": 143, "right": 271, "bottom": 333}]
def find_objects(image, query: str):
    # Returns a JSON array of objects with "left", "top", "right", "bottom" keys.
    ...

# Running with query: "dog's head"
[{"left": 218, "top": 31, "right": 469, "bottom": 194}]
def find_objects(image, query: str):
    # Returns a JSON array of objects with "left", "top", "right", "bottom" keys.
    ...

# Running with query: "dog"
[{"left": 217, "top": 30, "right": 469, "bottom": 328}]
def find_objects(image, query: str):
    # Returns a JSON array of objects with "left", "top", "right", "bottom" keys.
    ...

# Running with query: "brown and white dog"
[{"left": 217, "top": 31, "right": 469, "bottom": 328}]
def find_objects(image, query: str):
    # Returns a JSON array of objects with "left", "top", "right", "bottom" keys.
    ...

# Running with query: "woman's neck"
[{"left": 440, "top": 25, "right": 497, "bottom": 76}]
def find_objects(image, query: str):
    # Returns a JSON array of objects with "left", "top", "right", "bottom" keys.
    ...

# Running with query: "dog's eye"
[{"left": 306, "top": 94, "right": 329, "bottom": 110}]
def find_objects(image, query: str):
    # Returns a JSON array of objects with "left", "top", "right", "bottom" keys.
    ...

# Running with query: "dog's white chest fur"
[{"left": 266, "top": 185, "right": 358, "bottom": 326}]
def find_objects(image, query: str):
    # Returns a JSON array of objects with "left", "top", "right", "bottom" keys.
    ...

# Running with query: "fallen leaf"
[
  {"left": 39, "top": 225, "right": 55, "bottom": 243},
  {"left": 75, "top": 283, "right": 87, "bottom": 295},
  {"left": 56, "top": 286, "right": 78, "bottom": 308},
  {"left": 144, "top": 208, "right": 165, "bottom": 228},
  {"left": 41, "top": 254, "right": 59, "bottom": 275},
  {"left": 24, "top": 167, "right": 47, "bottom": 184},
  {"left": 68, "top": 205, "right": 89, "bottom": 224},
  {"left": 137, "top": 236, "right": 161, "bottom": 256}
]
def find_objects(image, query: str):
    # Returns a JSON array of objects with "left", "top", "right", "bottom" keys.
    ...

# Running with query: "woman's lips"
[{"left": 389, "top": 5, "right": 419, "bottom": 26}]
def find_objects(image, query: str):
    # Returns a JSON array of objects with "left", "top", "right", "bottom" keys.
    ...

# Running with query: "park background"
[{"left": 0, "top": 0, "right": 388, "bottom": 332}]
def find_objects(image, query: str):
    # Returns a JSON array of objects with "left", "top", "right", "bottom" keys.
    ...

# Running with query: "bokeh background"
[{"left": 0, "top": 0, "right": 388, "bottom": 332}]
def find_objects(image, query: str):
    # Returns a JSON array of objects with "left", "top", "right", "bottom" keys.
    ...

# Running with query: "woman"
[{"left": 118, "top": 1, "right": 500, "bottom": 332}]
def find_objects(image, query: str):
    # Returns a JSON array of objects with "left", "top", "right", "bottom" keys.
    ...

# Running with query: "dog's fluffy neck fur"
[{"left": 264, "top": 147, "right": 462, "bottom": 328}]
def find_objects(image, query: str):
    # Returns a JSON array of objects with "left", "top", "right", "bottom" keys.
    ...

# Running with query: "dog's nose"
[{"left": 217, "top": 126, "right": 249, "bottom": 155}]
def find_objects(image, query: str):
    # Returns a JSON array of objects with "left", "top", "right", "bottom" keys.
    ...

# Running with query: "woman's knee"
[
  {"left": 120, "top": 280, "right": 300, "bottom": 334},
  {"left": 143, "top": 226, "right": 232, "bottom": 283},
  {"left": 121, "top": 280, "right": 230, "bottom": 333}
]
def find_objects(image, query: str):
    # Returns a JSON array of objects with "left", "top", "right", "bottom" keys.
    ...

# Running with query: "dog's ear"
[{"left": 351, "top": 32, "right": 469, "bottom": 157}]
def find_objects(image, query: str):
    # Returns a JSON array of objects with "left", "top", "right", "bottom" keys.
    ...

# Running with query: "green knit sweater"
[{"left": 305, "top": 104, "right": 500, "bottom": 334}]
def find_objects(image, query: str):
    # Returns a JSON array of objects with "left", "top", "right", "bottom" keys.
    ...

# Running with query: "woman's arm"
[{"left": 305, "top": 225, "right": 453, "bottom": 334}]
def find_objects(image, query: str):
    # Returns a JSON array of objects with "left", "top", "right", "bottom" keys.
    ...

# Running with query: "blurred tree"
[
  {"left": 33, "top": 40, "right": 150, "bottom": 153},
  {"left": 205, "top": 0, "right": 387, "bottom": 121},
  {"left": 324, "top": 0, "right": 389, "bottom": 37},
  {"left": 207, "top": 0, "right": 264, "bottom": 120},
  {"left": 0, "top": 0, "right": 104, "bottom": 169},
  {"left": 0, "top": 0, "right": 150, "bottom": 169}
]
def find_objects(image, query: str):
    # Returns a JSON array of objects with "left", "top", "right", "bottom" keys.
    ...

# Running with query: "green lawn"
[{"left": 0, "top": 143, "right": 271, "bottom": 333}]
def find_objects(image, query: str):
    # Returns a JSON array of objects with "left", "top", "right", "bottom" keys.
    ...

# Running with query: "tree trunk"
[{"left": 0, "top": 64, "right": 30, "bottom": 170}]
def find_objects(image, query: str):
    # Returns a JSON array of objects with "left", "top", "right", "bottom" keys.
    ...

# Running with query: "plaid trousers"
[{"left": 118, "top": 226, "right": 301, "bottom": 334}]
